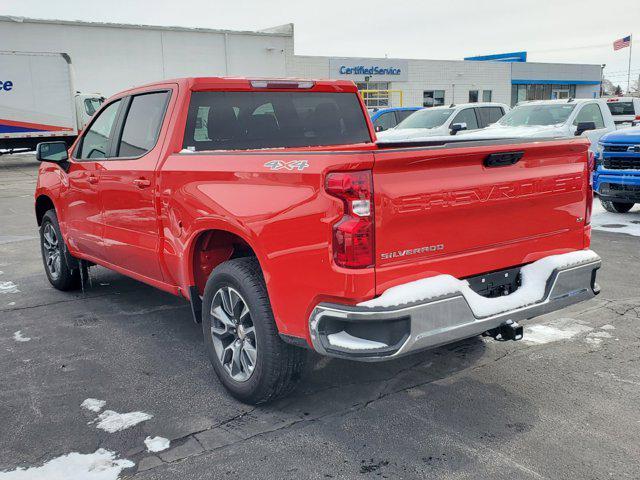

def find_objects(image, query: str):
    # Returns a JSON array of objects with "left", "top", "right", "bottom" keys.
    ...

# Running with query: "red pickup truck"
[{"left": 34, "top": 78, "right": 601, "bottom": 404}]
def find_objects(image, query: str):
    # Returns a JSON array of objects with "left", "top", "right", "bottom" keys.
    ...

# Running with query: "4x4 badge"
[{"left": 264, "top": 160, "right": 309, "bottom": 171}]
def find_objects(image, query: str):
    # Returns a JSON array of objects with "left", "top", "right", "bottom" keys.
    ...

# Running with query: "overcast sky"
[{"left": 2, "top": 0, "right": 639, "bottom": 87}]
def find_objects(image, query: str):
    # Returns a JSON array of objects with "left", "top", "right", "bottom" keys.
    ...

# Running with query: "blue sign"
[
  {"left": 0, "top": 80, "right": 13, "bottom": 91},
  {"left": 339, "top": 65, "right": 402, "bottom": 76},
  {"left": 464, "top": 52, "right": 527, "bottom": 63}
]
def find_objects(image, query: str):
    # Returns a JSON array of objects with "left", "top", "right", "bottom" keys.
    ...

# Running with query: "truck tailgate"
[{"left": 373, "top": 139, "right": 590, "bottom": 294}]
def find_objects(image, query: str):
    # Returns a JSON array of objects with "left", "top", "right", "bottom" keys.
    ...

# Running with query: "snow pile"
[
  {"left": 591, "top": 202, "right": 640, "bottom": 237},
  {"left": 523, "top": 318, "right": 593, "bottom": 345},
  {"left": 144, "top": 436, "right": 170, "bottom": 453},
  {"left": 81, "top": 398, "right": 106, "bottom": 413},
  {"left": 93, "top": 410, "right": 152, "bottom": 433},
  {"left": 327, "top": 331, "right": 388, "bottom": 350},
  {"left": 359, "top": 250, "right": 599, "bottom": 318},
  {"left": 0, "top": 449, "right": 133, "bottom": 480},
  {"left": 0, "top": 281, "right": 19, "bottom": 294},
  {"left": 12, "top": 331, "right": 30, "bottom": 342}
]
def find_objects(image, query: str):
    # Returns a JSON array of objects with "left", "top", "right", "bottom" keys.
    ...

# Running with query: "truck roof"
[{"left": 122, "top": 77, "right": 360, "bottom": 94}]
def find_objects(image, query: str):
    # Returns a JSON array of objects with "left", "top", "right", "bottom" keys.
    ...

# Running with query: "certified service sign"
[{"left": 329, "top": 57, "right": 409, "bottom": 82}]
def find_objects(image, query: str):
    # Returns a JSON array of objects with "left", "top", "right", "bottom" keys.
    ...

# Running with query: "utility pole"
[{"left": 627, "top": 35, "right": 633, "bottom": 94}]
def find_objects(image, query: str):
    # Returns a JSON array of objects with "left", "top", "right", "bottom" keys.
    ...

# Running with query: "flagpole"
[{"left": 628, "top": 35, "right": 633, "bottom": 94}]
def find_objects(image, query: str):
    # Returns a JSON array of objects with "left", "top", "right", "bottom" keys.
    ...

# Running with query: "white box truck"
[{"left": 0, "top": 51, "right": 103, "bottom": 153}]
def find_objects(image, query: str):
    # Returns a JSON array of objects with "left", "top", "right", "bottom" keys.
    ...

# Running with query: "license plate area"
[{"left": 465, "top": 266, "right": 522, "bottom": 298}]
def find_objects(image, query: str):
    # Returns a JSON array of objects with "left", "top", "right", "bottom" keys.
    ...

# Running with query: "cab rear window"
[
  {"left": 606, "top": 102, "right": 635, "bottom": 116},
  {"left": 183, "top": 91, "right": 371, "bottom": 151}
]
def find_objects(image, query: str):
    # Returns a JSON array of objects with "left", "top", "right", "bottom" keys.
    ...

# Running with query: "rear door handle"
[
  {"left": 88, "top": 175, "right": 98, "bottom": 184},
  {"left": 484, "top": 151, "right": 524, "bottom": 168},
  {"left": 133, "top": 178, "right": 151, "bottom": 188}
]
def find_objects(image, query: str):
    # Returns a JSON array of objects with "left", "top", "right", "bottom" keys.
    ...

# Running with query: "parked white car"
[
  {"left": 376, "top": 102, "right": 509, "bottom": 141},
  {"left": 458, "top": 99, "right": 615, "bottom": 149},
  {"left": 604, "top": 97, "right": 640, "bottom": 126}
]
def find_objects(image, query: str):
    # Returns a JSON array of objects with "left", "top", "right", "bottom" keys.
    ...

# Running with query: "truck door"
[
  {"left": 573, "top": 103, "right": 608, "bottom": 148},
  {"left": 98, "top": 90, "right": 172, "bottom": 282},
  {"left": 64, "top": 98, "right": 122, "bottom": 259}
]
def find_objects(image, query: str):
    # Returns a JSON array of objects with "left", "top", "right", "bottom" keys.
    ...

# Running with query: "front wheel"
[
  {"left": 600, "top": 199, "right": 635, "bottom": 213},
  {"left": 202, "top": 257, "right": 308, "bottom": 404},
  {"left": 40, "top": 209, "right": 81, "bottom": 291}
]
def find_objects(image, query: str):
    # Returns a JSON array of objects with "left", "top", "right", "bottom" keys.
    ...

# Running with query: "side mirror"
[
  {"left": 374, "top": 125, "right": 385, "bottom": 132},
  {"left": 36, "top": 142, "right": 69, "bottom": 163},
  {"left": 575, "top": 121, "right": 596, "bottom": 136},
  {"left": 450, "top": 122, "right": 467, "bottom": 135}
]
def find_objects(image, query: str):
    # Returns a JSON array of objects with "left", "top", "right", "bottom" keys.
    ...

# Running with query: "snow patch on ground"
[
  {"left": 585, "top": 330, "right": 613, "bottom": 346},
  {"left": 359, "top": 250, "right": 600, "bottom": 318},
  {"left": 523, "top": 318, "right": 593, "bottom": 345},
  {"left": 600, "top": 324, "right": 616, "bottom": 331},
  {"left": 0, "top": 281, "right": 19, "bottom": 294},
  {"left": 12, "top": 331, "right": 30, "bottom": 342},
  {"left": 81, "top": 398, "right": 106, "bottom": 413},
  {"left": 326, "top": 331, "right": 388, "bottom": 350},
  {"left": 144, "top": 436, "right": 170, "bottom": 453},
  {"left": 591, "top": 201, "right": 640, "bottom": 237},
  {"left": 0, "top": 448, "right": 133, "bottom": 479},
  {"left": 93, "top": 410, "right": 152, "bottom": 433}
]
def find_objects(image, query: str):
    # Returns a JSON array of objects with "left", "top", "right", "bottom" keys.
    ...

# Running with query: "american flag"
[{"left": 613, "top": 35, "right": 631, "bottom": 51}]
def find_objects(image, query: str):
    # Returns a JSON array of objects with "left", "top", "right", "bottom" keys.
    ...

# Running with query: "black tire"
[
  {"left": 202, "top": 257, "right": 308, "bottom": 404},
  {"left": 600, "top": 199, "right": 635, "bottom": 213},
  {"left": 40, "top": 209, "right": 81, "bottom": 291}
]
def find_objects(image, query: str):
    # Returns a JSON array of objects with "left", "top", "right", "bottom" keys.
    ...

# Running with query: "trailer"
[{"left": 0, "top": 51, "right": 103, "bottom": 154}]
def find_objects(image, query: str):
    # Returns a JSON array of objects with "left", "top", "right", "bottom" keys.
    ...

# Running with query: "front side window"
[
  {"left": 573, "top": 103, "right": 605, "bottom": 129},
  {"left": 469, "top": 90, "right": 479, "bottom": 103},
  {"left": 451, "top": 108, "right": 479, "bottom": 129},
  {"left": 396, "top": 108, "right": 453, "bottom": 129},
  {"left": 499, "top": 104, "right": 576, "bottom": 127},
  {"left": 84, "top": 98, "right": 103, "bottom": 116},
  {"left": 183, "top": 91, "right": 371, "bottom": 150},
  {"left": 117, "top": 91, "right": 170, "bottom": 157},
  {"left": 78, "top": 100, "right": 121, "bottom": 159},
  {"left": 395, "top": 109, "right": 418, "bottom": 122},
  {"left": 373, "top": 112, "right": 397, "bottom": 131}
]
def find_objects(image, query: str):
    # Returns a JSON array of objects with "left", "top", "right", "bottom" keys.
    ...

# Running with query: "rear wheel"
[
  {"left": 202, "top": 257, "right": 308, "bottom": 404},
  {"left": 600, "top": 199, "right": 635, "bottom": 213},
  {"left": 40, "top": 210, "right": 81, "bottom": 291}
]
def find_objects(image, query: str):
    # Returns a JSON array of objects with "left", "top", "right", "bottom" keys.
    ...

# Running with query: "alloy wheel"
[
  {"left": 42, "top": 223, "right": 62, "bottom": 280},
  {"left": 210, "top": 286, "right": 258, "bottom": 382}
]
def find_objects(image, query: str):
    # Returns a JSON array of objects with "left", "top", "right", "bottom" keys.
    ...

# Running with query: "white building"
[{"left": 0, "top": 16, "right": 602, "bottom": 106}]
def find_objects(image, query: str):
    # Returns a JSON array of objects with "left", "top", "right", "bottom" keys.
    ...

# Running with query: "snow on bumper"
[{"left": 308, "top": 250, "right": 601, "bottom": 361}]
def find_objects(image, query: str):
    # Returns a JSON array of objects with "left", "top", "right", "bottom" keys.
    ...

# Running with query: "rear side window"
[
  {"left": 477, "top": 107, "right": 504, "bottom": 127},
  {"left": 395, "top": 110, "right": 417, "bottom": 122},
  {"left": 573, "top": 103, "right": 605, "bottom": 129},
  {"left": 183, "top": 91, "right": 371, "bottom": 151},
  {"left": 117, "top": 91, "right": 170, "bottom": 158},
  {"left": 606, "top": 102, "right": 635, "bottom": 115},
  {"left": 78, "top": 100, "right": 121, "bottom": 159}
]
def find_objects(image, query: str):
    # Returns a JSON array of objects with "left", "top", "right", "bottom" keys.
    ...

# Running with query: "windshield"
[
  {"left": 395, "top": 108, "right": 453, "bottom": 129},
  {"left": 498, "top": 104, "right": 576, "bottom": 127}
]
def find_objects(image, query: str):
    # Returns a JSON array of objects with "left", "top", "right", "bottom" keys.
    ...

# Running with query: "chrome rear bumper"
[{"left": 308, "top": 257, "right": 601, "bottom": 361}]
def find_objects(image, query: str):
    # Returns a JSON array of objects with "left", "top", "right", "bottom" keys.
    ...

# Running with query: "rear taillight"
[
  {"left": 325, "top": 170, "right": 374, "bottom": 268},
  {"left": 586, "top": 151, "right": 594, "bottom": 225}
]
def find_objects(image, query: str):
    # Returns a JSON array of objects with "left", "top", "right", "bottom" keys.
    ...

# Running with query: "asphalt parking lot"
[{"left": 1, "top": 154, "right": 639, "bottom": 479}]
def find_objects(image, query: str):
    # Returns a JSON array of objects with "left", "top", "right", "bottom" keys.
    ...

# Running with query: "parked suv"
[
  {"left": 376, "top": 102, "right": 508, "bottom": 141},
  {"left": 594, "top": 126, "right": 640, "bottom": 212}
]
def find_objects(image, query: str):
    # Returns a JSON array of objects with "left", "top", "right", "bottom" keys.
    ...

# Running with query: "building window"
[
  {"left": 423, "top": 90, "right": 445, "bottom": 107},
  {"left": 482, "top": 90, "right": 492, "bottom": 102},
  {"left": 469, "top": 90, "right": 479, "bottom": 103},
  {"left": 511, "top": 83, "right": 579, "bottom": 106},
  {"left": 356, "top": 82, "right": 390, "bottom": 107}
]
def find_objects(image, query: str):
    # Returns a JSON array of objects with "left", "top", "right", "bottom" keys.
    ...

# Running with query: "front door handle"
[
  {"left": 133, "top": 178, "right": 151, "bottom": 188},
  {"left": 88, "top": 175, "right": 98, "bottom": 184}
]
